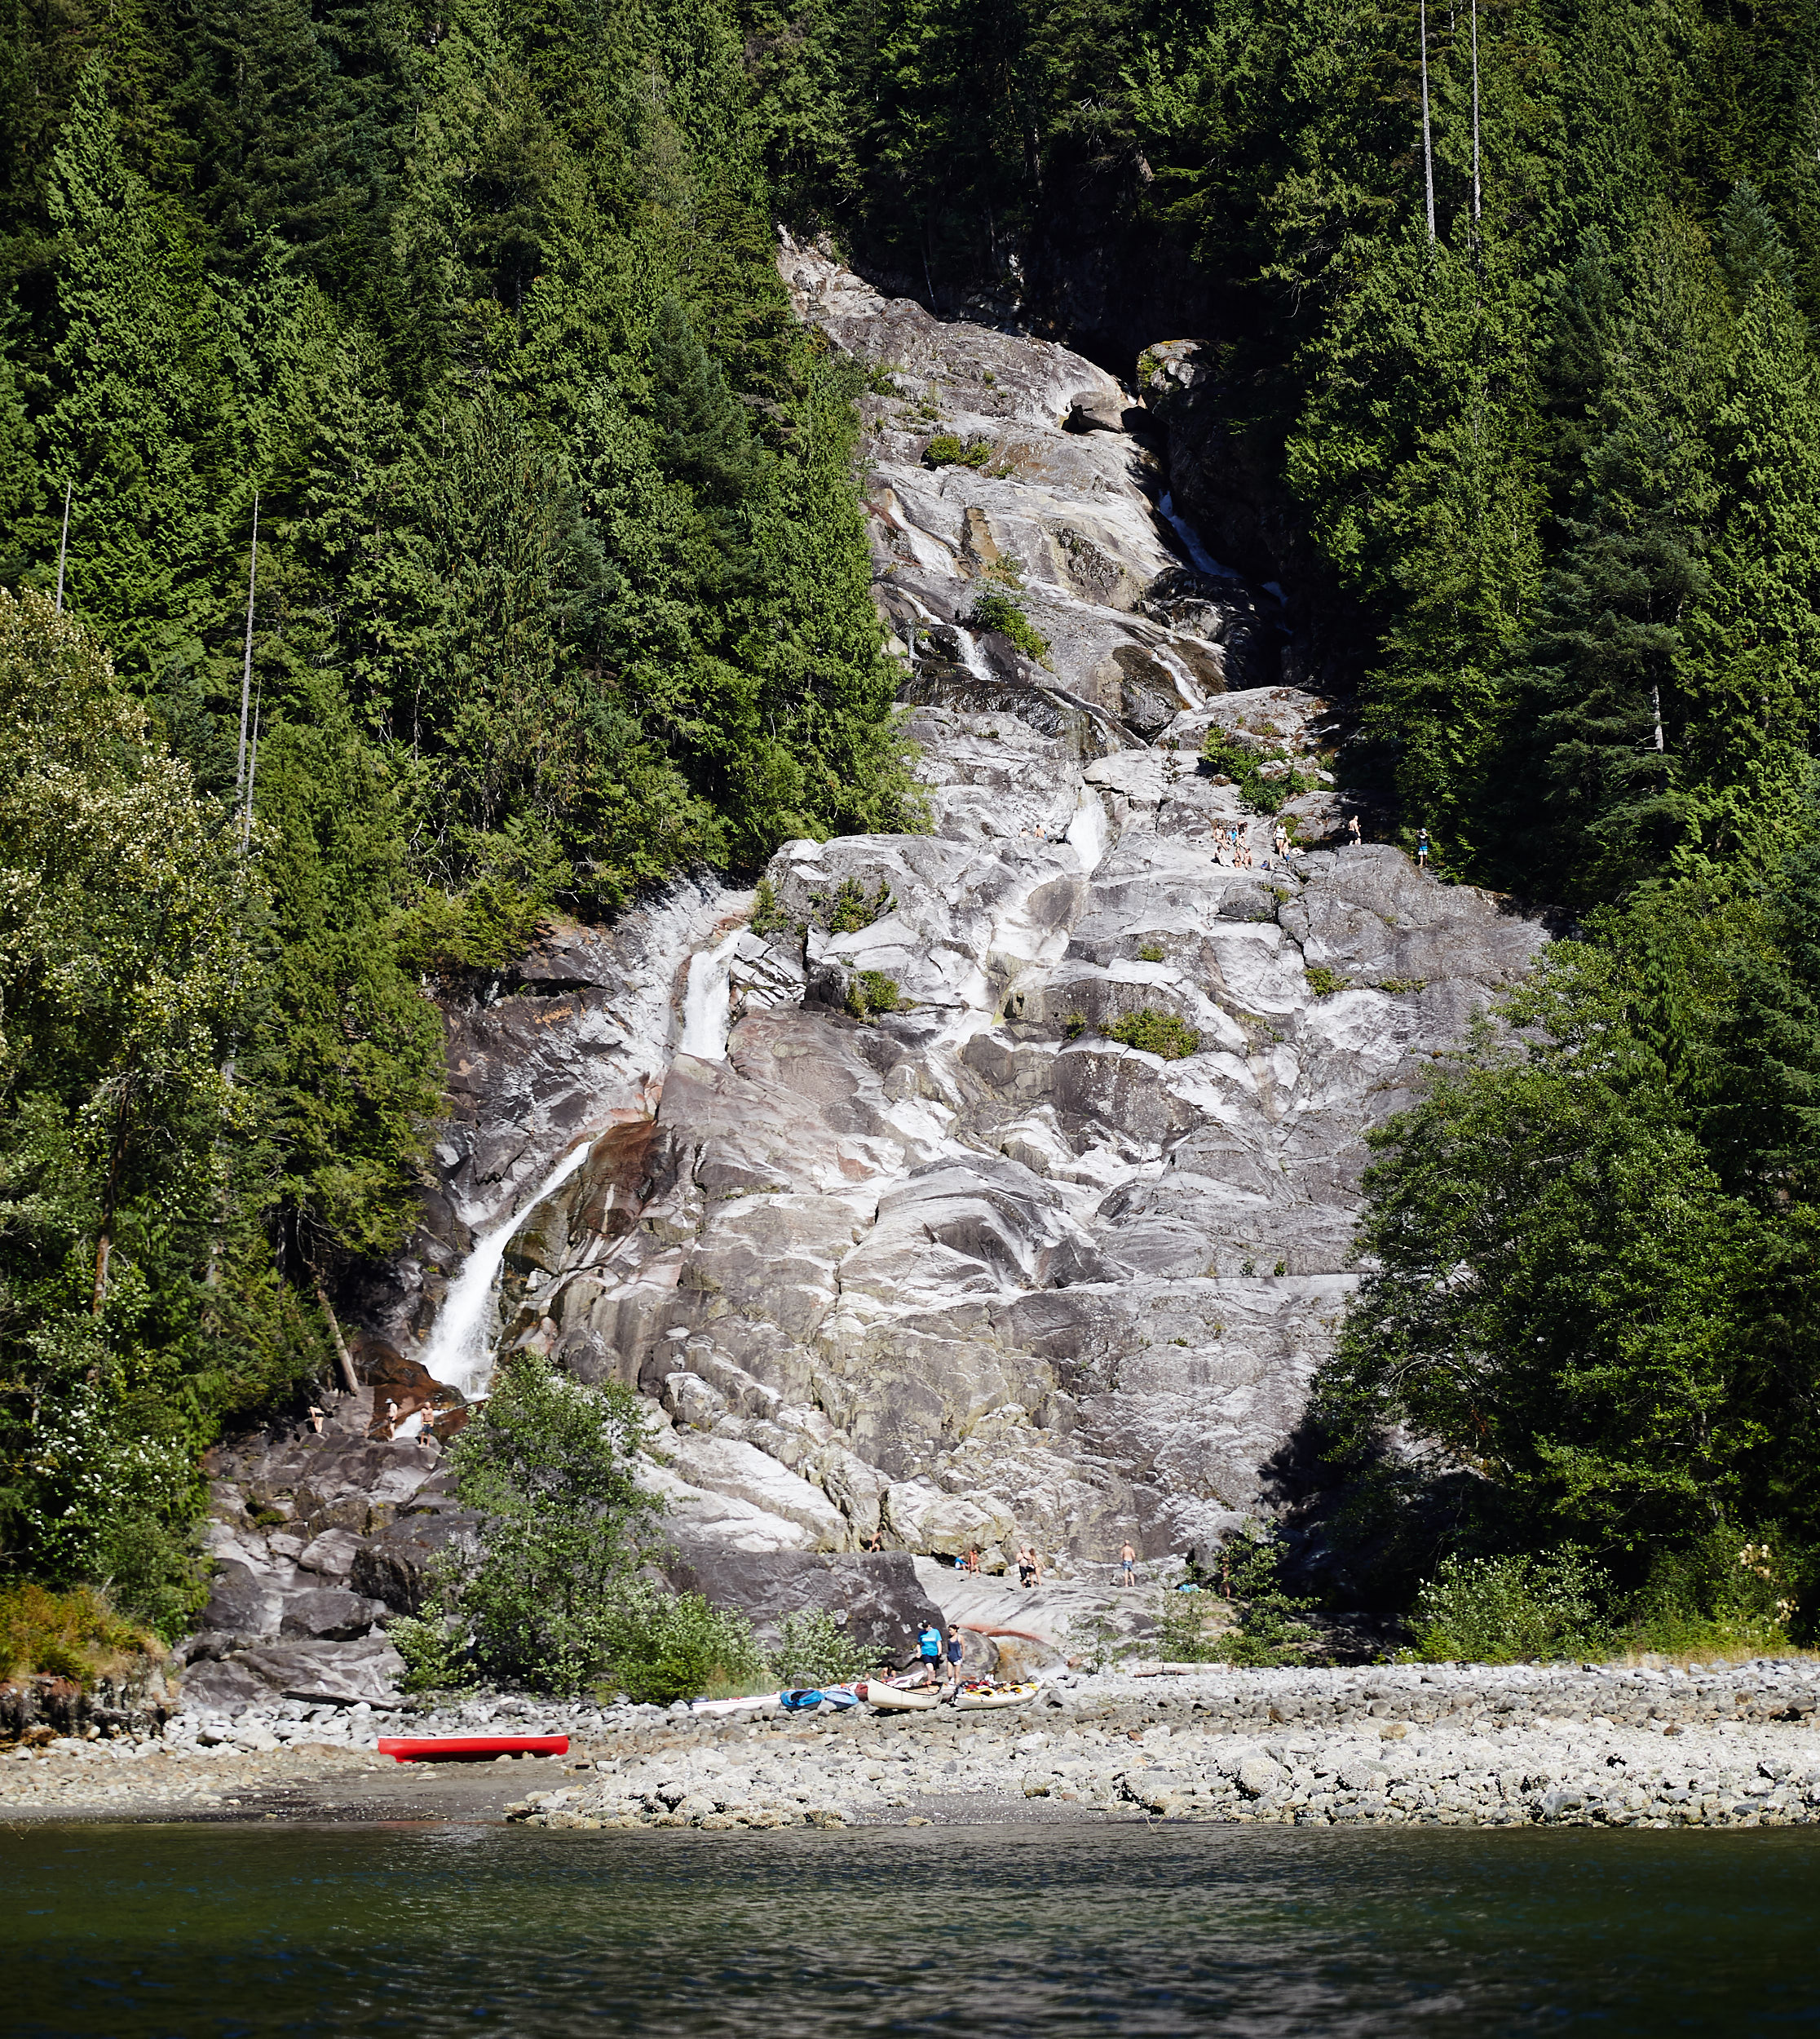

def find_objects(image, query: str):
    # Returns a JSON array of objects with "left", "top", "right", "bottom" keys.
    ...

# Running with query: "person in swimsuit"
[
  {"left": 1347, "top": 812, "right": 1362, "bottom": 847},
  {"left": 943, "top": 1625, "right": 965, "bottom": 1690},
  {"left": 1120, "top": 1541, "right": 1138, "bottom": 1588}
]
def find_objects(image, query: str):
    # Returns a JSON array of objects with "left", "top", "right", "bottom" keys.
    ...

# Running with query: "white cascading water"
[
  {"left": 1158, "top": 492, "right": 1239, "bottom": 581},
  {"left": 952, "top": 626, "right": 996, "bottom": 683},
  {"left": 421, "top": 1139, "right": 595, "bottom": 1400},
  {"left": 678, "top": 928, "right": 746, "bottom": 1062}
]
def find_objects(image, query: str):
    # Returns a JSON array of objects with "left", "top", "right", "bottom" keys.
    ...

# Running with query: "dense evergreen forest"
[{"left": 5, "top": 0, "right": 1820, "bottom": 1645}]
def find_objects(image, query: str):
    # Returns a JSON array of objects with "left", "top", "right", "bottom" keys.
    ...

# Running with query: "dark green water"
[{"left": 6, "top": 1820, "right": 1820, "bottom": 2037}]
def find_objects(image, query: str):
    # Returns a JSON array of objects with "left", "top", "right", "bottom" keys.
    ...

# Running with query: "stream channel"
[{"left": 7, "top": 1820, "right": 1818, "bottom": 2035}]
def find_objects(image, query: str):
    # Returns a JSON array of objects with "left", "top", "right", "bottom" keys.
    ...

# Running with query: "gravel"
[{"left": 8, "top": 1656, "right": 1815, "bottom": 1830}]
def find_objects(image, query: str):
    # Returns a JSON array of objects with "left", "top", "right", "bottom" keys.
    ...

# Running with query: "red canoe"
[{"left": 378, "top": 1735, "right": 570, "bottom": 1763}]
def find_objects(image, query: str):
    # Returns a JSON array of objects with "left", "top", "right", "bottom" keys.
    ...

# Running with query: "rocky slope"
[
  {"left": 182, "top": 240, "right": 1547, "bottom": 1692},
  {"left": 457, "top": 246, "right": 1546, "bottom": 1569}
]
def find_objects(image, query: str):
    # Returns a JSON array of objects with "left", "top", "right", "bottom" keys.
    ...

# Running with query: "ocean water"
[{"left": 5, "top": 1820, "right": 1819, "bottom": 2037}]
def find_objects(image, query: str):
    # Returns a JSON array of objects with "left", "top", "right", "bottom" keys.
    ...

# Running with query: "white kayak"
[
  {"left": 952, "top": 1682, "right": 1040, "bottom": 1712},
  {"left": 690, "top": 1692, "right": 783, "bottom": 1718},
  {"left": 861, "top": 1679, "right": 943, "bottom": 1711}
]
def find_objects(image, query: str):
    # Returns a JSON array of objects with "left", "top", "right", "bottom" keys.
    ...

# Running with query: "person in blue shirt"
[{"left": 917, "top": 1621, "right": 943, "bottom": 1681}]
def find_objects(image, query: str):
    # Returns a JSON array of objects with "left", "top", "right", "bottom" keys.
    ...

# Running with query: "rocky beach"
[{"left": 7, "top": 1655, "right": 1817, "bottom": 1835}]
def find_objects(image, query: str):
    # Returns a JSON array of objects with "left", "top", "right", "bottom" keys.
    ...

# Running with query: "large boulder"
[
  {"left": 200, "top": 1560, "right": 277, "bottom": 1639},
  {"left": 278, "top": 1586, "right": 379, "bottom": 1642},
  {"left": 351, "top": 1510, "right": 476, "bottom": 1614},
  {"left": 656, "top": 1541, "right": 944, "bottom": 1661}
]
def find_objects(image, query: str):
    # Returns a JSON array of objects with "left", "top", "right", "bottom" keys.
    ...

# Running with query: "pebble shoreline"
[{"left": 6, "top": 1656, "right": 1818, "bottom": 1831}]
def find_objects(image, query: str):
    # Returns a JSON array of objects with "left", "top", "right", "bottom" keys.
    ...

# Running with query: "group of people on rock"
[{"left": 1213, "top": 820, "right": 1298, "bottom": 870}]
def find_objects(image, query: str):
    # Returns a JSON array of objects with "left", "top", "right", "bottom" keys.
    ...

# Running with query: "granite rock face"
[
  {"left": 450, "top": 247, "right": 1549, "bottom": 1574},
  {"left": 188, "top": 248, "right": 1547, "bottom": 1668}
]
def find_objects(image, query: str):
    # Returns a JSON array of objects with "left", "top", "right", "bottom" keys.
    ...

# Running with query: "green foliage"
[
  {"left": 818, "top": 876, "right": 894, "bottom": 933},
  {"left": 769, "top": 1608, "right": 880, "bottom": 1686},
  {"left": 845, "top": 969, "right": 901, "bottom": 1020},
  {"left": 750, "top": 876, "right": 791, "bottom": 935},
  {"left": 966, "top": 586, "right": 1049, "bottom": 661},
  {"left": 1305, "top": 965, "right": 1350, "bottom": 998},
  {"left": 444, "top": 1355, "right": 660, "bottom": 1696},
  {"left": 1137, "top": 940, "right": 1166, "bottom": 963},
  {"left": 923, "top": 433, "right": 990, "bottom": 468},
  {"left": 0, "top": 1581, "right": 163, "bottom": 1684},
  {"left": 599, "top": 1581, "right": 767, "bottom": 1705},
  {"left": 1102, "top": 1008, "right": 1200, "bottom": 1059},
  {"left": 1407, "top": 1550, "right": 1612, "bottom": 1665},
  {"left": 389, "top": 1612, "right": 475, "bottom": 1697},
  {"left": 1199, "top": 728, "right": 1312, "bottom": 815}
]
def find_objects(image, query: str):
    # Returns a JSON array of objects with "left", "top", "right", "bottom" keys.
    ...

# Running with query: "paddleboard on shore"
[{"left": 378, "top": 1736, "right": 569, "bottom": 1763}]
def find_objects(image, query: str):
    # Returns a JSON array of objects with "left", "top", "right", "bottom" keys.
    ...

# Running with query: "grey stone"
[
  {"left": 655, "top": 1543, "right": 943, "bottom": 1662},
  {"left": 278, "top": 1587, "right": 378, "bottom": 1642}
]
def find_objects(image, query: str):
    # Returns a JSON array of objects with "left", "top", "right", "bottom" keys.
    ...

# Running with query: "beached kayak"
[
  {"left": 377, "top": 1736, "right": 570, "bottom": 1763},
  {"left": 690, "top": 1693, "right": 783, "bottom": 1718},
  {"left": 952, "top": 1683, "right": 1039, "bottom": 1712},
  {"left": 860, "top": 1680, "right": 942, "bottom": 1712}
]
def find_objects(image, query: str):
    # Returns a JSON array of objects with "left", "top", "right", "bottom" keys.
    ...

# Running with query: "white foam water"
[
  {"left": 679, "top": 928, "right": 746, "bottom": 1062},
  {"left": 421, "top": 1139, "right": 595, "bottom": 1400}
]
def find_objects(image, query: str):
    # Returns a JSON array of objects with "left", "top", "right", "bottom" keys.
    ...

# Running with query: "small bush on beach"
[
  {"left": 0, "top": 1582, "right": 161, "bottom": 1685},
  {"left": 770, "top": 1609, "right": 881, "bottom": 1687}
]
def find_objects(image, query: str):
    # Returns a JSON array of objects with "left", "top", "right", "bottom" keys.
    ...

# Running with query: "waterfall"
[
  {"left": 1158, "top": 493, "right": 1239, "bottom": 582},
  {"left": 1065, "top": 787, "right": 1109, "bottom": 874},
  {"left": 420, "top": 1139, "right": 595, "bottom": 1400},
  {"left": 679, "top": 928, "right": 745, "bottom": 1062},
  {"left": 952, "top": 626, "right": 995, "bottom": 683}
]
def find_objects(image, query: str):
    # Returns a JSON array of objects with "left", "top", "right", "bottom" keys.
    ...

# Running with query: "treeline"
[
  {"left": 0, "top": 0, "right": 916, "bottom": 1625},
  {"left": 727, "top": 0, "right": 1820, "bottom": 1638}
]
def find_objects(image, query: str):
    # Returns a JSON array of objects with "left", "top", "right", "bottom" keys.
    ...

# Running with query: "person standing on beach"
[
  {"left": 944, "top": 1624, "right": 965, "bottom": 1689},
  {"left": 917, "top": 1620, "right": 943, "bottom": 1682}
]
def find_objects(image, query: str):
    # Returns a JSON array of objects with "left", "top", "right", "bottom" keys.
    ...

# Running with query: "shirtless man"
[{"left": 1120, "top": 1541, "right": 1138, "bottom": 1588}]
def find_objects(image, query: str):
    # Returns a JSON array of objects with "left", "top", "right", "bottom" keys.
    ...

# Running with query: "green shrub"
[
  {"left": 1102, "top": 1008, "right": 1200, "bottom": 1059},
  {"left": 770, "top": 1609, "right": 881, "bottom": 1687},
  {"left": 1305, "top": 965, "right": 1350, "bottom": 997},
  {"left": 968, "top": 587, "right": 1049, "bottom": 661},
  {"left": 924, "top": 433, "right": 991, "bottom": 468},
  {"left": 390, "top": 1611, "right": 475, "bottom": 1695},
  {"left": 1138, "top": 940, "right": 1166, "bottom": 962},
  {"left": 600, "top": 1581, "right": 767, "bottom": 1705},
  {"left": 1199, "top": 728, "right": 1316, "bottom": 815},
  {"left": 846, "top": 970, "right": 901, "bottom": 1020},
  {"left": 1062, "top": 1012, "right": 1088, "bottom": 1039},
  {"left": 1407, "top": 1550, "right": 1612, "bottom": 1664},
  {"left": 750, "top": 876, "right": 791, "bottom": 935},
  {"left": 0, "top": 1582, "right": 161, "bottom": 1685},
  {"left": 444, "top": 1355, "right": 660, "bottom": 1694},
  {"left": 819, "top": 875, "right": 894, "bottom": 933},
  {"left": 1182, "top": 1531, "right": 1319, "bottom": 1666}
]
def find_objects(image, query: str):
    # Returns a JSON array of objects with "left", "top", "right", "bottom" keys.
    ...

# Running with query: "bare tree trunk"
[
  {"left": 1471, "top": 0, "right": 1482, "bottom": 235},
  {"left": 316, "top": 1280, "right": 361, "bottom": 1396},
  {"left": 1420, "top": 0, "right": 1437, "bottom": 244},
  {"left": 91, "top": 1082, "right": 134, "bottom": 1315},
  {"left": 236, "top": 493, "right": 260, "bottom": 798},
  {"left": 55, "top": 484, "right": 71, "bottom": 613}
]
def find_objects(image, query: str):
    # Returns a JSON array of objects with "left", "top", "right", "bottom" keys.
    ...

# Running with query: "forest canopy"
[{"left": 7, "top": 0, "right": 1820, "bottom": 1643}]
